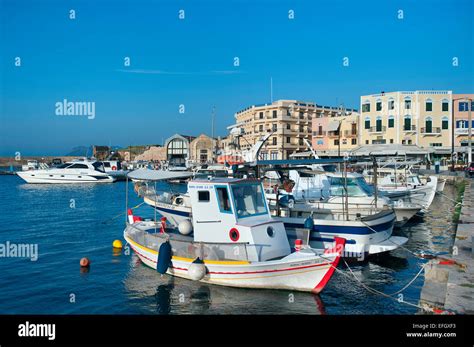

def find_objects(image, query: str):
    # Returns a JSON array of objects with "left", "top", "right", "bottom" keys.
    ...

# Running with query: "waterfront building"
[
  {"left": 92, "top": 145, "right": 111, "bottom": 160},
  {"left": 312, "top": 108, "right": 360, "bottom": 156},
  {"left": 232, "top": 100, "right": 358, "bottom": 160},
  {"left": 163, "top": 134, "right": 196, "bottom": 166},
  {"left": 189, "top": 134, "right": 216, "bottom": 164},
  {"left": 359, "top": 91, "right": 453, "bottom": 149},
  {"left": 453, "top": 94, "right": 474, "bottom": 148}
]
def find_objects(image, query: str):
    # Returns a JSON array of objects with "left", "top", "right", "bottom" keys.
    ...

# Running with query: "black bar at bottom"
[{"left": 0, "top": 314, "right": 473, "bottom": 346}]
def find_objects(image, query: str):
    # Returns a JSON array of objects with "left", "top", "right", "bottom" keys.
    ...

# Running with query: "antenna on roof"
[{"left": 270, "top": 77, "right": 273, "bottom": 103}]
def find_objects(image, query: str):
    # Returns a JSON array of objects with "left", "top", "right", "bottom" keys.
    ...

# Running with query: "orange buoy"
[{"left": 80, "top": 257, "right": 90, "bottom": 267}]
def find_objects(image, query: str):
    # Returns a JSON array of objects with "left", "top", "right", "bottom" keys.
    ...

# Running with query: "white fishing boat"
[
  {"left": 16, "top": 159, "right": 115, "bottom": 184},
  {"left": 124, "top": 170, "right": 345, "bottom": 293},
  {"left": 376, "top": 174, "right": 438, "bottom": 211}
]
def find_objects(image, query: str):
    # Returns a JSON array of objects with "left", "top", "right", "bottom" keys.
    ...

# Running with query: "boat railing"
[
  {"left": 267, "top": 197, "right": 382, "bottom": 218},
  {"left": 127, "top": 223, "right": 251, "bottom": 262}
]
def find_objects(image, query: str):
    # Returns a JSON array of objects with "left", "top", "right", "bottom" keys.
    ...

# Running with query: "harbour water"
[{"left": 0, "top": 175, "right": 458, "bottom": 314}]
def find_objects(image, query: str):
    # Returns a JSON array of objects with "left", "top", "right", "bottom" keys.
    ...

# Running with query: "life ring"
[
  {"left": 229, "top": 228, "right": 240, "bottom": 242},
  {"left": 112, "top": 166, "right": 117, "bottom": 171}
]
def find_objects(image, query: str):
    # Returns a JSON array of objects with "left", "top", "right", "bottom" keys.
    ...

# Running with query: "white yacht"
[
  {"left": 17, "top": 159, "right": 115, "bottom": 184},
  {"left": 264, "top": 170, "right": 421, "bottom": 227}
]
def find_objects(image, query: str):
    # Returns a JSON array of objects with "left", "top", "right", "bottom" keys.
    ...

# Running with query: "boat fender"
[
  {"left": 187, "top": 257, "right": 206, "bottom": 281},
  {"left": 157, "top": 241, "right": 172, "bottom": 275},
  {"left": 178, "top": 220, "right": 193, "bottom": 235},
  {"left": 303, "top": 216, "right": 314, "bottom": 230},
  {"left": 112, "top": 166, "right": 117, "bottom": 171}
]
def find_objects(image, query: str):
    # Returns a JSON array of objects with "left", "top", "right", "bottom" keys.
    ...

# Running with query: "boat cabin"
[
  {"left": 187, "top": 178, "right": 291, "bottom": 261},
  {"left": 326, "top": 173, "right": 374, "bottom": 197}
]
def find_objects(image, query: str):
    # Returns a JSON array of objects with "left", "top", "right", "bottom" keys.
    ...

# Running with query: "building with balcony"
[
  {"left": 359, "top": 91, "right": 453, "bottom": 148},
  {"left": 232, "top": 100, "right": 359, "bottom": 159},
  {"left": 312, "top": 108, "right": 360, "bottom": 156},
  {"left": 453, "top": 94, "right": 474, "bottom": 148},
  {"left": 232, "top": 100, "right": 317, "bottom": 160}
]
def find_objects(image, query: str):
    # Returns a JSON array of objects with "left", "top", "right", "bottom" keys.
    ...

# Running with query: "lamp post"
[
  {"left": 452, "top": 97, "right": 473, "bottom": 171},
  {"left": 337, "top": 104, "right": 347, "bottom": 158}
]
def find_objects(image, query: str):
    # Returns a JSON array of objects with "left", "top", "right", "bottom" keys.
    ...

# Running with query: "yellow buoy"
[{"left": 113, "top": 240, "right": 123, "bottom": 249}]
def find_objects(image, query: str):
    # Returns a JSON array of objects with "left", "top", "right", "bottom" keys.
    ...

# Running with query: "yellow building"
[{"left": 359, "top": 91, "right": 452, "bottom": 148}]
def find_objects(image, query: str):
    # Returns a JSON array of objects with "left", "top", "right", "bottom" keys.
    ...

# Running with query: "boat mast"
[
  {"left": 343, "top": 158, "right": 349, "bottom": 221},
  {"left": 372, "top": 156, "right": 378, "bottom": 208}
]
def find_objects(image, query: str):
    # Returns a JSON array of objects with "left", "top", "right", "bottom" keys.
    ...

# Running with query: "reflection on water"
[{"left": 123, "top": 254, "right": 327, "bottom": 315}]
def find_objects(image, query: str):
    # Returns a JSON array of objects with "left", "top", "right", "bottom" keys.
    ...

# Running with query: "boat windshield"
[
  {"left": 355, "top": 177, "right": 374, "bottom": 195},
  {"left": 92, "top": 162, "right": 106, "bottom": 173},
  {"left": 231, "top": 183, "right": 267, "bottom": 218},
  {"left": 329, "top": 177, "right": 372, "bottom": 197},
  {"left": 56, "top": 163, "right": 71, "bottom": 169},
  {"left": 407, "top": 175, "right": 422, "bottom": 185}
]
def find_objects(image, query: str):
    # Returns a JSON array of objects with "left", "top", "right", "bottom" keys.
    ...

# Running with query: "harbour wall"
[{"left": 419, "top": 178, "right": 474, "bottom": 314}]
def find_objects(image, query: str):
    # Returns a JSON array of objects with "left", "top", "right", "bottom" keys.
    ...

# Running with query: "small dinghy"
[{"left": 123, "top": 171, "right": 345, "bottom": 293}]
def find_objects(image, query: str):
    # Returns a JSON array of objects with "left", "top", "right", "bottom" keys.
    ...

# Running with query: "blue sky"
[{"left": 1, "top": 0, "right": 473, "bottom": 155}]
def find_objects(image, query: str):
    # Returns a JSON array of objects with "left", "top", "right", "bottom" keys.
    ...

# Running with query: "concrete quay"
[{"left": 420, "top": 179, "right": 474, "bottom": 314}]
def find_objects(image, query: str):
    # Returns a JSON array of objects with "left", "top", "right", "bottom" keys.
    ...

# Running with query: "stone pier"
[{"left": 420, "top": 179, "right": 474, "bottom": 314}]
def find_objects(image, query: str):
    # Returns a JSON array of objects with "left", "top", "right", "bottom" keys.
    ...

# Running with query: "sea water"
[{"left": 0, "top": 175, "right": 457, "bottom": 314}]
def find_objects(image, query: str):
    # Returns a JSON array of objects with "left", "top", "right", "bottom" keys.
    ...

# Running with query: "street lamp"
[{"left": 451, "top": 97, "right": 473, "bottom": 171}]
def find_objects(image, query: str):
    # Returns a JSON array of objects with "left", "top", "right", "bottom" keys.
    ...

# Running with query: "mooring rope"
[
  {"left": 435, "top": 190, "right": 463, "bottom": 206},
  {"left": 101, "top": 201, "right": 145, "bottom": 224},
  {"left": 313, "top": 250, "right": 429, "bottom": 311},
  {"left": 338, "top": 258, "right": 428, "bottom": 311},
  {"left": 358, "top": 218, "right": 425, "bottom": 259}
]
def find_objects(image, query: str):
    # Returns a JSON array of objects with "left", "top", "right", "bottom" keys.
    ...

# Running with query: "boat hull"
[
  {"left": 379, "top": 177, "right": 437, "bottom": 210},
  {"left": 279, "top": 210, "right": 401, "bottom": 258},
  {"left": 124, "top": 226, "right": 344, "bottom": 293},
  {"left": 16, "top": 171, "right": 115, "bottom": 183}
]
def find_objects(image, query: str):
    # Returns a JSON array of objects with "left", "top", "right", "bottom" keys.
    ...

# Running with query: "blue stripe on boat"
[
  {"left": 284, "top": 218, "right": 395, "bottom": 235},
  {"left": 154, "top": 206, "right": 191, "bottom": 217}
]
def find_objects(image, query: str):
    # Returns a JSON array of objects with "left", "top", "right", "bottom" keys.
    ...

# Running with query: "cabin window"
[
  {"left": 68, "top": 164, "right": 89, "bottom": 169},
  {"left": 198, "top": 191, "right": 210, "bottom": 202},
  {"left": 216, "top": 187, "right": 232, "bottom": 213},
  {"left": 231, "top": 183, "right": 267, "bottom": 218}
]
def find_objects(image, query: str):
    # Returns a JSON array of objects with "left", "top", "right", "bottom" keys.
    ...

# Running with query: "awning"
[
  {"left": 350, "top": 144, "right": 432, "bottom": 157},
  {"left": 127, "top": 169, "right": 193, "bottom": 181},
  {"left": 289, "top": 151, "right": 313, "bottom": 158},
  {"left": 326, "top": 120, "right": 341, "bottom": 132}
]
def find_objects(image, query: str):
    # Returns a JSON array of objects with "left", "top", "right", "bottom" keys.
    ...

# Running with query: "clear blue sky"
[{"left": 1, "top": 0, "right": 473, "bottom": 155}]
